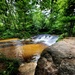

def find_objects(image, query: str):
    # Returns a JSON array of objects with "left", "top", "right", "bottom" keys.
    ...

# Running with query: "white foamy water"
[
  {"left": 31, "top": 34, "right": 59, "bottom": 62},
  {"left": 32, "top": 34, "right": 59, "bottom": 46}
]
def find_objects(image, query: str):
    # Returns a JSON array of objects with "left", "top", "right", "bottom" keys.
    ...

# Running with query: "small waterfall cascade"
[
  {"left": 31, "top": 34, "right": 59, "bottom": 62},
  {"left": 31, "top": 34, "right": 59, "bottom": 46}
]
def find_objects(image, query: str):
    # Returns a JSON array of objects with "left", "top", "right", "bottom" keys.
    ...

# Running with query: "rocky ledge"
[{"left": 35, "top": 37, "right": 75, "bottom": 75}]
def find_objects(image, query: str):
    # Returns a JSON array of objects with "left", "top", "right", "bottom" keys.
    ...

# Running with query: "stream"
[
  {"left": 30, "top": 34, "right": 59, "bottom": 62},
  {"left": 0, "top": 34, "right": 59, "bottom": 62},
  {"left": 31, "top": 34, "right": 59, "bottom": 46},
  {"left": 0, "top": 34, "right": 59, "bottom": 75}
]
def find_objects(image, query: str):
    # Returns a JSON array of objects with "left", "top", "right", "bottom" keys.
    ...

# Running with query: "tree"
[{"left": 55, "top": 0, "right": 75, "bottom": 36}]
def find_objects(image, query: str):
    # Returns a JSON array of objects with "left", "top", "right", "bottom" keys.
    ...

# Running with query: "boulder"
[
  {"left": 35, "top": 37, "right": 75, "bottom": 75},
  {"left": 18, "top": 62, "right": 37, "bottom": 75},
  {"left": 35, "top": 50, "right": 58, "bottom": 75}
]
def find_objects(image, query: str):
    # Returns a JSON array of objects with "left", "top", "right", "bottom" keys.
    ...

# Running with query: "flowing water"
[
  {"left": 30, "top": 34, "right": 59, "bottom": 62},
  {"left": 0, "top": 38, "right": 47, "bottom": 62},
  {"left": 0, "top": 34, "right": 59, "bottom": 62},
  {"left": 31, "top": 34, "right": 59, "bottom": 46}
]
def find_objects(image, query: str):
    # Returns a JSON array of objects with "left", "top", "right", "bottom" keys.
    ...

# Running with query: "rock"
[
  {"left": 35, "top": 49, "right": 58, "bottom": 75},
  {"left": 20, "top": 38, "right": 34, "bottom": 44},
  {"left": 18, "top": 62, "right": 37, "bottom": 75},
  {"left": 35, "top": 37, "right": 75, "bottom": 75}
]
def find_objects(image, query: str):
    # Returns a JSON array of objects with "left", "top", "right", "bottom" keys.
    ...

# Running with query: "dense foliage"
[{"left": 0, "top": 0, "right": 75, "bottom": 39}]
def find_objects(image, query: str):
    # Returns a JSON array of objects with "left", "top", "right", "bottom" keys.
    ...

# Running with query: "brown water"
[
  {"left": 0, "top": 38, "right": 47, "bottom": 61},
  {"left": 0, "top": 38, "right": 19, "bottom": 42}
]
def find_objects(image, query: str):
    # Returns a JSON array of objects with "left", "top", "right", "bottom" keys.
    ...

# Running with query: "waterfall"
[
  {"left": 31, "top": 34, "right": 59, "bottom": 62},
  {"left": 31, "top": 34, "right": 59, "bottom": 46}
]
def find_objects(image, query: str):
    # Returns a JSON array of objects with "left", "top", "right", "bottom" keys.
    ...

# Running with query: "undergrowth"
[{"left": 0, "top": 53, "right": 20, "bottom": 75}]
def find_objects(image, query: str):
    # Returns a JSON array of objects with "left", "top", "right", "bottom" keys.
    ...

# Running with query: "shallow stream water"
[{"left": 0, "top": 34, "right": 59, "bottom": 62}]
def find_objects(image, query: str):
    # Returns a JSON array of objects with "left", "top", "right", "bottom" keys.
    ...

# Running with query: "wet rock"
[
  {"left": 21, "top": 38, "right": 34, "bottom": 44},
  {"left": 35, "top": 37, "right": 75, "bottom": 75}
]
